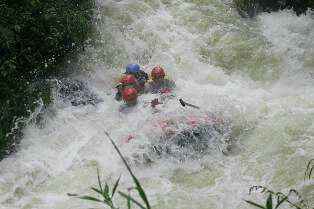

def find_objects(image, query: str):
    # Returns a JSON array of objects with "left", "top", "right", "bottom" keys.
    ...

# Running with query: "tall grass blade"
[
  {"left": 118, "top": 191, "right": 147, "bottom": 209},
  {"left": 67, "top": 193, "right": 79, "bottom": 197},
  {"left": 97, "top": 168, "right": 103, "bottom": 192},
  {"left": 245, "top": 200, "right": 266, "bottom": 209},
  {"left": 105, "top": 184, "right": 110, "bottom": 196},
  {"left": 127, "top": 193, "right": 131, "bottom": 209},
  {"left": 266, "top": 193, "right": 273, "bottom": 209},
  {"left": 91, "top": 187, "right": 103, "bottom": 196},
  {"left": 105, "top": 131, "right": 151, "bottom": 209},
  {"left": 304, "top": 159, "right": 314, "bottom": 180},
  {"left": 275, "top": 196, "right": 288, "bottom": 209},
  {"left": 111, "top": 175, "right": 121, "bottom": 198},
  {"left": 78, "top": 195, "right": 103, "bottom": 203},
  {"left": 286, "top": 190, "right": 304, "bottom": 209}
]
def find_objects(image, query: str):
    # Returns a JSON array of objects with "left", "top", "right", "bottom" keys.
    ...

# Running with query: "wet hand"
[{"left": 151, "top": 98, "right": 161, "bottom": 107}]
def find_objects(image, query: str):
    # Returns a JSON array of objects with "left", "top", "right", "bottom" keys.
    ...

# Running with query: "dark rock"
[{"left": 55, "top": 78, "right": 103, "bottom": 106}]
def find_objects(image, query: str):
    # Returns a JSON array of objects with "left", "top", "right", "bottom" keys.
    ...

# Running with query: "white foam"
[{"left": 0, "top": 2, "right": 313, "bottom": 209}]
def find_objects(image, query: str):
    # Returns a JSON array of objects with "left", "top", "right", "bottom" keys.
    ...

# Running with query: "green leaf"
[
  {"left": 77, "top": 195, "right": 114, "bottom": 208},
  {"left": 133, "top": 177, "right": 150, "bottom": 209},
  {"left": 67, "top": 193, "right": 78, "bottom": 197},
  {"left": 105, "top": 132, "right": 151, "bottom": 209},
  {"left": 275, "top": 196, "right": 288, "bottom": 209},
  {"left": 104, "top": 184, "right": 109, "bottom": 194},
  {"left": 127, "top": 193, "right": 131, "bottom": 209},
  {"left": 111, "top": 175, "right": 121, "bottom": 198},
  {"left": 91, "top": 187, "right": 103, "bottom": 196},
  {"left": 309, "top": 166, "right": 313, "bottom": 180},
  {"left": 96, "top": 168, "right": 103, "bottom": 193},
  {"left": 245, "top": 200, "right": 266, "bottom": 209},
  {"left": 266, "top": 193, "right": 273, "bottom": 209},
  {"left": 118, "top": 191, "right": 147, "bottom": 209},
  {"left": 103, "top": 189, "right": 111, "bottom": 201},
  {"left": 78, "top": 195, "right": 103, "bottom": 203}
]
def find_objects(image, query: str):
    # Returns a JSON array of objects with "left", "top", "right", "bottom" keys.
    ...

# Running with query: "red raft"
[{"left": 128, "top": 111, "right": 234, "bottom": 162}]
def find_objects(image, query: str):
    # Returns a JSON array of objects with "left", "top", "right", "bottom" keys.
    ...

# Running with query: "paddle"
[
  {"left": 179, "top": 98, "right": 200, "bottom": 109},
  {"left": 149, "top": 97, "right": 200, "bottom": 109}
]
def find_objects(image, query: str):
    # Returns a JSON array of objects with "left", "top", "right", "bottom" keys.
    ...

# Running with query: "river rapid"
[{"left": 0, "top": 0, "right": 314, "bottom": 208}]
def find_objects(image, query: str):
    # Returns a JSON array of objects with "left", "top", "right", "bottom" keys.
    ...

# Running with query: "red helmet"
[
  {"left": 122, "top": 87, "right": 138, "bottom": 102},
  {"left": 151, "top": 66, "right": 165, "bottom": 80},
  {"left": 120, "top": 74, "right": 137, "bottom": 86}
]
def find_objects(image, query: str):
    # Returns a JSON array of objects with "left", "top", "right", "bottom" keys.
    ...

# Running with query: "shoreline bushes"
[
  {"left": 0, "top": 0, "right": 95, "bottom": 159},
  {"left": 234, "top": 0, "right": 314, "bottom": 17}
]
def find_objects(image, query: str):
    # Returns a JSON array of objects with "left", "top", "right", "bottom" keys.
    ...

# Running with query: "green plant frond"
[
  {"left": 105, "top": 131, "right": 151, "bottom": 209},
  {"left": 133, "top": 178, "right": 150, "bottom": 209},
  {"left": 104, "top": 184, "right": 110, "bottom": 195},
  {"left": 91, "top": 187, "right": 103, "bottom": 196},
  {"left": 275, "top": 196, "right": 288, "bottom": 209},
  {"left": 111, "top": 175, "right": 121, "bottom": 198},
  {"left": 67, "top": 193, "right": 78, "bottom": 197},
  {"left": 69, "top": 169, "right": 121, "bottom": 208},
  {"left": 266, "top": 193, "right": 273, "bottom": 209},
  {"left": 77, "top": 195, "right": 103, "bottom": 203},
  {"left": 127, "top": 193, "right": 131, "bottom": 209},
  {"left": 304, "top": 159, "right": 314, "bottom": 180},
  {"left": 118, "top": 191, "right": 147, "bottom": 209},
  {"left": 244, "top": 200, "right": 266, "bottom": 209},
  {"left": 96, "top": 168, "right": 103, "bottom": 193},
  {"left": 247, "top": 186, "right": 308, "bottom": 209},
  {"left": 286, "top": 189, "right": 307, "bottom": 209}
]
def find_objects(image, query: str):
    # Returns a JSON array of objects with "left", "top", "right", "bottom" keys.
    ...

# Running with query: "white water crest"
[{"left": 1, "top": 1, "right": 314, "bottom": 208}]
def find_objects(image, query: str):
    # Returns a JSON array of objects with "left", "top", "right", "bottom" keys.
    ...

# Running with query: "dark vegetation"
[
  {"left": 0, "top": 0, "right": 95, "bottom": 159},
  {"left": 234, "top": 0, "right": 314, "bottom": 17}
]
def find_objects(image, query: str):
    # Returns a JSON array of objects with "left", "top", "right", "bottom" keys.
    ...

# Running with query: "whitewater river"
[{"left": 1, "top": 0, "right": 314, "bottom": 208}]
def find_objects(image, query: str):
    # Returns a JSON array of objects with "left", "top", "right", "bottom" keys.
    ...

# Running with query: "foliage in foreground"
[
  {"left": 0, "top": 0, "right": 95, "bottom": 159},
  {"left": 69, "top": 131, "right": 314, "bottom": 209},
  {"left": 68, "top": 132, "right": 151, "bottom": 209},
  {"left": 245, "top": 187, "right": 308, "bottom": 209},
  {"left": 234, "top": 0, "right": 314, "bottom": 17},
  {"left": 245, "top": 159, "right": 314, "bottom": 209},
  {"left": 305, "top": 159, "right": 314, "bottom": 181}
]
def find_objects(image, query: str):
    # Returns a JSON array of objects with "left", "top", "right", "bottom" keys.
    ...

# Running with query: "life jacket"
[
  {"left": 147, "top": 78, "right": 175, "bottom": 94},
  {"left": 128, "top": 70, "right": 148, "bottom": 87}
]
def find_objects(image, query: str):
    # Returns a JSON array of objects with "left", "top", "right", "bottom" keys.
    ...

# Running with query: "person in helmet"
[
  {"left": 115, "top": 74, "right": 139, "bottom": 101},
  {"left": 118, "top": 87, "right": 139, "bottom": 112},
  {"left": 125, "top": 64, "right": 149, "bottom": 92},
  {"left": 146, "top": 66, "right": 175, "bottom": 94},
  {"left": 122, "top": 87, "right": 138, "bottom": 106}
]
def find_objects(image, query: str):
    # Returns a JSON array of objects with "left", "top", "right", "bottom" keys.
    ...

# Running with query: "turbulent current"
[{"left": 1, "top": 0, "right": 314, "bottom": 208}]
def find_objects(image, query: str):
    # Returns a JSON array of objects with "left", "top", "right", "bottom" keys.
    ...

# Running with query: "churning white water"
[{"left": 0, "top": 1, "right": 314, "bottom": 209}]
